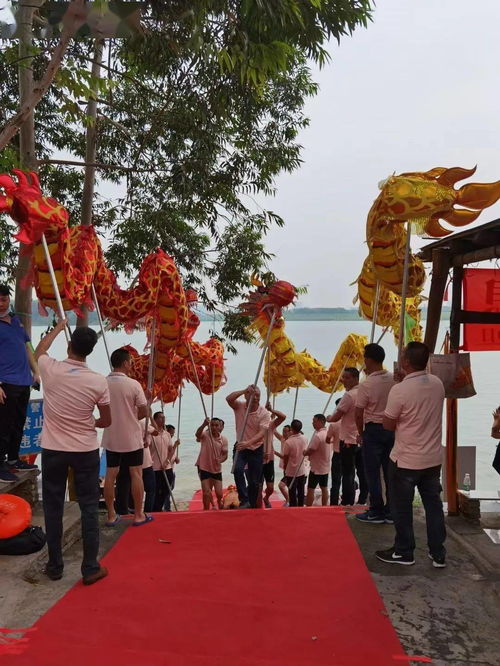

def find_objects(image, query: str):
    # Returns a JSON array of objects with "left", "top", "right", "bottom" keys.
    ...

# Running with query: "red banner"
[{"left": 462, "top": 268, "right": 500, "bottom": 351}]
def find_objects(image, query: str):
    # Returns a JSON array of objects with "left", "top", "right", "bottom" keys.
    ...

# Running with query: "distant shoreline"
[{"left": 27, "top": 303, "right": 451, "bottom": 326}]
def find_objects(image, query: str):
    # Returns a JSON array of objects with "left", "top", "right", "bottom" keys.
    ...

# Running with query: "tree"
[{"left": 0, "top": 1, "right": 373, "bottom": 344}]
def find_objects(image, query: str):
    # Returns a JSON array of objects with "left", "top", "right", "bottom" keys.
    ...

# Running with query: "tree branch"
[{"left": 0, "top": 0, "right": 87, "bottom": 152}]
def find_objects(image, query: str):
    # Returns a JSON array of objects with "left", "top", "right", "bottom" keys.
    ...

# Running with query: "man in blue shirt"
[{"left": 0, "top": 284, "right": 39, "bottom": 482}]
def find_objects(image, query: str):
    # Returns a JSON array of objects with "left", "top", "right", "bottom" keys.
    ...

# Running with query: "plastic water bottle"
[{"left": 463, "top": 473, "right": 471, "bottom": 493}]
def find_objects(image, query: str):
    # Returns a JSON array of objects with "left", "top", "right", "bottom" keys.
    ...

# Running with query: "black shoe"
[
  {"left": 0, "top": 466, "right": 17, "bottom": 483},
  {"left": 8, "top": 459, "right": 38, "bottom": 471},
  {"left": 375, "top": 547, "right": 415, "bottom": 566},
  {"left": 43, "top": 564, "right": 63, "bottom": 581},
  {"left": 428, "top": 553, "right": 446, "bottom": 568}
]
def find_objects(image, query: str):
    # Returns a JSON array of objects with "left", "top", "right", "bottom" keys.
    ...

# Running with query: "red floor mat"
[{"left": 7, "top": 508, "right": 408, "bottom": 665}]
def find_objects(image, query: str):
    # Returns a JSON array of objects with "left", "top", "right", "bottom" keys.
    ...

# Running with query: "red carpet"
[{"left": 7, "top": 508, "right": 409, "bottom": 665}]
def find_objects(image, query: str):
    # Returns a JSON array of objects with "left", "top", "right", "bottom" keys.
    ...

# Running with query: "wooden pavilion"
[{"left": 419, "top": 218, "right": 500, "bottom": 514}]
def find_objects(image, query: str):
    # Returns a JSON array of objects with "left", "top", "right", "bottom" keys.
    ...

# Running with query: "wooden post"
[
  {"left": 424, "top": 248, "right": 450, "bottom": 353},
  {"left": 446, "top": 266, "right": 463, "bottom": 516}
]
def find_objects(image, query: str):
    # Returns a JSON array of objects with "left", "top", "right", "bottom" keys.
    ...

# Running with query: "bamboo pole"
[
  {"left": 292, "top": 386, "right": 299, "bottom": 420},
  {"left": 370, "top": 280, "right": 381, "bottom": 343},
  {"left": 397, "top": 222, "right": 412, "bottom": 367},
  {"left": 40, "top": 234, "right": 71, "bottom": 342},
  {"left": 91, "top": 284, "right": 111, "bottom": 370}
]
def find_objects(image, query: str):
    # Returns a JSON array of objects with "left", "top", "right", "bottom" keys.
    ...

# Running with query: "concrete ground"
[
  {"left": 348, "top": 509, "right": 500, "bottom": 666},
  {"left": 2, "top": 505, "right": 499, "bottom": 665}
]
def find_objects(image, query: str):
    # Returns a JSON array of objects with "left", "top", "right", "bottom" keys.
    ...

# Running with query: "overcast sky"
[{"left": 260, "top": 0, "right": 500, "bottom": 307}]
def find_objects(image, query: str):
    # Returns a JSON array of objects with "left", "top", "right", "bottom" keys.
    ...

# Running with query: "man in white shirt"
[
  {"left": 327, "top": 367, "right": 362, "bottom": 505},
  {"left": 376, "top": 342, "right": 446, "bottom": 567},
  {"left": 102, "top": 348, "right": 151, "bottom": 527},
  {"left": 304, "top": 414, "right": 330, "bottom": 506},
  {"left": 227, "top": 385, "right": 270, "bottom": 509},
  {"left": 355, "top": 343, "right": 395, "bottom": 524},
  {"left": 35, "top": 321, "right": 111, "bottom": 585}
]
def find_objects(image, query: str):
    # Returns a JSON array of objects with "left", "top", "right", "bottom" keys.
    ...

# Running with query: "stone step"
[
  {"left": 0, "top": 468, "right": 40, "bottom": 506},
  {"left": 0, "top": 501, "right": 81, "bottom": 583}
]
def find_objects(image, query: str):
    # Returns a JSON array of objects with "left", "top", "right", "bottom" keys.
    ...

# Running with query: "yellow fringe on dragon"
[
  {"left": 356, "top": 166, "right": 500, "bottom": 341},
  {"left": 0, "top": 170, "right": 224, "bottom": 403},
  {"left": 241, "top": 280, "right": 367, "bottom": 395}
]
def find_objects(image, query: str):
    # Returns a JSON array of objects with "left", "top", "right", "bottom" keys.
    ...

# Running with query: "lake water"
[{"left": 32, "top": 321, "right": 500, "bottom": 501}]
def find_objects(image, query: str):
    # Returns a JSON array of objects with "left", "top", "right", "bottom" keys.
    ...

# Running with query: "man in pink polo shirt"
[
  {"left": 376, "top": 342, "right": 446, "bottom": 567},
  {"left": 304, "top": 413, "right": 330, "bottom": 506},
  {"left": 35, "top": 320, "right": 111, "bottom": 585},
  {"left": 150, "top": 411, "right": 178, "bottom": 511},
  {"left": 282, "top": 419, "right": 308, "bottom": 506},
  {"left": 326, "top": 400, "right": 341, "bottom": 505},
  {"left": 355, "top": 343, "right": 395, "bottom": 524},
  {"left": 195, "top": 417, "right": 228, "bottom": 509},
  {"left": 327, "top": 368, "right": 364, "bottom": 505},
  {"left": 102, "top": 348, "right": 151, "bottom": 527},
  {"left": 227, "top": 385, "right": 271, "bottom": 509}
]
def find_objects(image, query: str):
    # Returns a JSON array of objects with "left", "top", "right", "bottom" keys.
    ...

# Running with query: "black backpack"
[{"left": 0, "top": 526, "right": 46, "bottom": 556}]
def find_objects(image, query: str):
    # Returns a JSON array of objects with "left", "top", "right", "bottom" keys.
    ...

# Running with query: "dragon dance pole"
[
  {"left": 145, "top": 314, "right": 178, "bottom": 512},
  {"left": 397, "top": 222, "right": 412, "bottom": 368},
  {"left": 370, "top": 280, "right": 381, "bottom": 343},
  {"left": 322, "top": 355, "right": 353, "bottom": 415},
  {"left": 231, "top": 307, "right": 277, "bottom": 474},
  {"left": 91, "top": 284, "right": 111, "bottom": 370},
  {"left": 40, "top": 233, "right": 71, "bottom": 343},
  {"left": 210, "top": 365, "right": 215, "bottom": 420},
  {"left": 186, "top": 342, "right": 223, "bottom": 470},
  {"left": 292, "top": 386, "right": 299, "bottom": 420}
]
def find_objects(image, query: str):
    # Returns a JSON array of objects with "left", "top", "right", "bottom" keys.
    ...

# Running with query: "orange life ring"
[{"left": 0, "top": 494, "right": 32, "bottom": 539}]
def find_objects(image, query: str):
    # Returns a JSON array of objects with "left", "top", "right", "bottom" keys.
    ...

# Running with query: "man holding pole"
[
  {"left": 304, "top": 414, "right": 330, "bottom": 506},
  {"left": 35, "top": 320, "right": 111, "bottom": 585},
  {"left": 227, "top": 385, "right": 270, "bottom": 509},
  {"left": 355, "top": 343, "right": 395, "bottom": 524},
  {"left": 102, "top": 348, "right": 152, "bottom": 527}
]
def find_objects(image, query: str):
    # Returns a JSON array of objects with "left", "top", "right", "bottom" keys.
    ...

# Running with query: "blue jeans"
[
  {"left": 234, "top": 445, "right": 264, "bottom": 508},
  {"left": 362, "top": 423, "right": 394, "bottom": 516},
  {"left": 389, "top": 460, "right": 446, "bottom": 559}
]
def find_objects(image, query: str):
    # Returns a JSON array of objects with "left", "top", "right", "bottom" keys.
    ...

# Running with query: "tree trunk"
[
  {"left": 76, "top": 39, "right": 103, "bottom": 328},
  {"left": 14, "top": 0, "right": 41, "bottom": 336}
]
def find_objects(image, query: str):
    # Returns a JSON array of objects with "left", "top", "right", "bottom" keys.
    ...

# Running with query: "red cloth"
[
  {"left": 463, "top": 268, "right": 500, "bottom": 351},
  {"left": 6, "top": 509, "right": 406, "bottom": 665}
]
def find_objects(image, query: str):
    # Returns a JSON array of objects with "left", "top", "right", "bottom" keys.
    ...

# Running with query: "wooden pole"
[
  {"left": 424, "top": 248, "right": 450, "bottom": 353},
  {"left": 370, "top": 281, "right": 381, "bottom": 343},
  {"left": 446, "top": 266, "right": 463, "bottom": 516},
  {"left": 397, "top": 222, "right": 412, "bottom": 367},
  {"left": 292, "top": 386, "right": 299, "bottom": 420}
]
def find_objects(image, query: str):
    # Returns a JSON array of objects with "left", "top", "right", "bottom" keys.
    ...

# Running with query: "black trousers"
[
  {"left": 330, "top": 452, "right": 342, "bottom": 505},
  {"left": 388, "top": 460, "right": 446, "bottom": 559},
  {"left": 154, "top": 469, "right": 175, "bottom": 512},
  {"left": 116, "top": 464, "right": 156, "bottom": 514},
  {"left": 339, "top": 442, "right": 357, "bottom": 505},
  {"left": 0, "top": 383, "right": 30, "bottom": 464},
  {"left": 285, "top": 474, "right": 306, "bottom": 507},
  {"left": 42, "top": 448, "right": 100, "bottom": 577},
  {"left": 362, "top": 422, "right": 394, "bottom": 515},
  {"left": 355, "top": 446, "right": 368, "bottom": 503}
]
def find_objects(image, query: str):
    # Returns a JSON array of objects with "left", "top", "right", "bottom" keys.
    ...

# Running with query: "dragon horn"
[
  {"left": 12, "top": 169, "right": 29, "bottom": 186},
  {"left": 28, "top": 171, "right": 41, "bottom": 191},
  {"left": 456, "top": 180, "right": 500, "bottom": 210},
  {"left": 436, "top": 166, "right": 477, "bottom": 188}
]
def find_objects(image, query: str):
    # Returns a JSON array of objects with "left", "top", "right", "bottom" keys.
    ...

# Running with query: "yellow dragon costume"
[
  {"left": 240, "top": 280, "right": 367, "bottom": 395},
  {"left": 0, "top": 170, "right": 224, "bottom": 402},
  {"left": 357, "top": 166, "right": 500, "bottom": 341}
]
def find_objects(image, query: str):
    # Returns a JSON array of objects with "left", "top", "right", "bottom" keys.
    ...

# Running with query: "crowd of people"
[{"left": 2, "top": 281, "right": 499, "bottom": 587}]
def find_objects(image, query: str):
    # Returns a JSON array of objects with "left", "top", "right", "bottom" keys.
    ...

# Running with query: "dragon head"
[
  {"left": 240, "top": 279, "right": 296, "bottom": 323},
  {"left": 375, "top": 166, "right": 500, "bottom": 237},
  {"left": 0, "top": 170, "right": 69, "bottom": 244}
]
